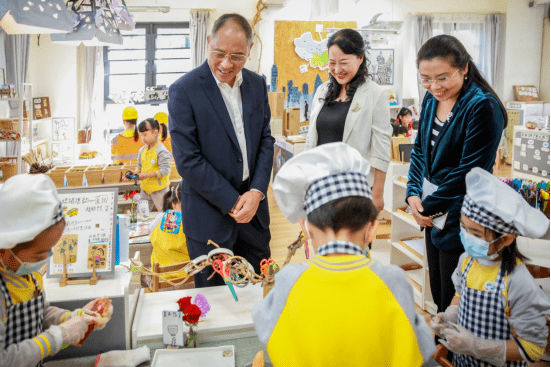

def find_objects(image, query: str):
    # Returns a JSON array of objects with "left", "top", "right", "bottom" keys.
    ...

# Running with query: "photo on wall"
[{"left": 366, "top": 49, "right": 394, "bottom": 85}]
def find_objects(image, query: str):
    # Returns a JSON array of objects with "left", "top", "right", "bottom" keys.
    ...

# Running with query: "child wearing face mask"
[
  {"left": 431, "top": 167, "right": 550, "bottom": 367},
  {"left": 0, "top": 174, "right": 113, "bottom": 367},
  {"left": 252, "top": 143, "right": 435, "bottom": 366}
]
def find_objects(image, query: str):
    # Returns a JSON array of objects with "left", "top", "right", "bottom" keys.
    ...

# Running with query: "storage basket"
[
  {"left": 85, "top": 165, "right": 106, "bottom": 186},
  {"left": 0, "top": 118, "right": 29, "bottom": 135},
  {"left": 103, "top": 166, "right": 122, "bottom": 184},
  {"left": 46, "top": 170, "right": 65, "bottom": 188},
  {"left": 65, "top": 167, "right": 87, "bottom": 187},
  {"left": 123, "top": 163, "right": 137, "bottom": 172},
  {"left": 169, "top": 164, "right": 180, "bottom": 180},
  {"left": 0, "top": 162, "right": 17, "bottom": 182}
]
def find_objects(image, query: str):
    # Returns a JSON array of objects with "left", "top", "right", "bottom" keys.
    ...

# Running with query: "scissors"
[
  {"left": 260, "top": 259, "right": 276, "bottom": 276},
  {"left": 212, "top": 257, "right": 238, "bottom": 302}
]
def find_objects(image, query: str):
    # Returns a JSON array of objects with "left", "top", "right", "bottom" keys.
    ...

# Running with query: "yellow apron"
[
  {"left": 140, "top": 142, "right": 170, "bottom": 194},
  {"left": 150, "top": 216, "right": 189, "bottom": 280}
]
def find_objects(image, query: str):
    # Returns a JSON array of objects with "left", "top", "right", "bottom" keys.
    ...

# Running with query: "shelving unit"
[
  {"left": 0, "top": 83, "right": 33, "bottom": 175},
  {"left": 389, "top": 176, "right": 437, "bottom": 315}
]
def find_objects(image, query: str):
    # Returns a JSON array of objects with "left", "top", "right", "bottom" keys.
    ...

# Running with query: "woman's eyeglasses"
[
  {"left": 210, "top": 51, "right": 247, "bottom": 63},
  {"left": 420, "top": 69, "right": 460, "bottom": 86}
]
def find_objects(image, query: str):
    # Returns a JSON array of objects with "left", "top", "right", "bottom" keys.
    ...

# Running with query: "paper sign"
[
  {"left": 53, "top": 234, "right": 79, "bottom": 266},
  {"left": 299, "top": 64, "right": 308, "bottom": 73},
  {"left": 315, "top": 24, "right": 324, "bottom": 32},
  {"left": 162, "top": 310, "right": 184, "bottom": 347}
]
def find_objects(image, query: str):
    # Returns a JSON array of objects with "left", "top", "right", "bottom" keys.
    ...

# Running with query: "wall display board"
[
  {"left": 274, "top": 20, "right": 356, "bottom": 120},
  {"left": 513, "top": 129, "right": 550, "bottom": 178},
  {"left": 48, "top": 187, "right": 118, "bottom": 278}
]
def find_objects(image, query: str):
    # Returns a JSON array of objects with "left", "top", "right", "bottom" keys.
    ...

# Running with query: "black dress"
[{"left": 316, "top": 101, "right": 351, "bottom": 146}]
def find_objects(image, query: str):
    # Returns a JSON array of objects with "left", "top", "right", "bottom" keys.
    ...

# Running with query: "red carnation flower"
[
  {"left": 177, "top": 296, "right": 192, "bottom": 311},
  {"left": 182, "top": 304, "right": 202, "bottom": 324}
]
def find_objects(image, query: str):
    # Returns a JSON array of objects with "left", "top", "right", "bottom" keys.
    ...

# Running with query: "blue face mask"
[
  {"left": 459, "top": 228, "right": 501, "bottom": 261},
  {"left": 12, "top": 250, "right": 53, "bottom": 276}
]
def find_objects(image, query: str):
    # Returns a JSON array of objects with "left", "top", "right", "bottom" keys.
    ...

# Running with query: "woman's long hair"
[
  {"left": 417, "top": 35, "right": 508, "bottom": 128},
  {"left": 323, "top": 29, "right": 369, "bottom": 104}
]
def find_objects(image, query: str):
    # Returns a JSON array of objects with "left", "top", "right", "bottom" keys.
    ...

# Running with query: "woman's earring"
[{"left": 465, "top": 76, "right": 468, "bottom": 80}]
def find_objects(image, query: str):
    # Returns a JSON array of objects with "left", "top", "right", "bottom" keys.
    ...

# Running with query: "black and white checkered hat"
[
  {"left": 0, "top": 174, "right": 64, "bottom": 249},
  {"left": 305, "top": 172, "right": 371, "bottom": 215},
  {"left": 461, "top": 168, "right": 549, "bottom": 238},
  {"left": 273, "top": 142, "right": 372, "bottom": 223}
]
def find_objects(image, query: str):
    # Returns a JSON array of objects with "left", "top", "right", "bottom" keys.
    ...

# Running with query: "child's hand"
[{"left": 440, "top": 324, "right": 506, "bottom": 365}]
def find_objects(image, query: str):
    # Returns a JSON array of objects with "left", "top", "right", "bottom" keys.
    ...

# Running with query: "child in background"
[
  {"left": 432, "top": 167, "right": 550, "bottom": 366},
  {"left": 0, "top": 175, "right": 113, "bottom": 367},
  {"left": 395, "top": 107, "right": 413, "bottom": 137},
  {"left": 131, "top": 118, "right": 172, "bottom": 212},
  {"left": 154, "top": 112, "right": 172, "bottom": 153},
  {"left": 253, "top": 143, "right": 435, "bottom": 366},
  {"left": 144, "top": 182, "right": 190, "bottom": 291},
  {"left": 111, "top": 106, "right": 142, "bottom": 164}
]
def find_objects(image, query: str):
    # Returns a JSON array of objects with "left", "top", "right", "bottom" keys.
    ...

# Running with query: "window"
[{"left": 103, "top": 22, "right": 191, "bottom": 105}]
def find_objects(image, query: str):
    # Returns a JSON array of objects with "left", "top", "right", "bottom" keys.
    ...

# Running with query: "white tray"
[{"left": 151, "top": 345, "right": 235, "bottom": 367}]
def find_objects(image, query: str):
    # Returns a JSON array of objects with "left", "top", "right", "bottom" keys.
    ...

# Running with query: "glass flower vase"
[
  {"left": 184, "top": 323, "right": 198, "bottom": 348},
  {"left": 130, "top": 201, "right": 137, "bottom": 223}
]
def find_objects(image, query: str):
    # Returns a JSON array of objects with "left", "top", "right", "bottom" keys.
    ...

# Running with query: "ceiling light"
[
  {"left": 0, "top": 0, "right": 75, "bottom": 34},
  {"left": 127, "top": 6, "right": 170, "bottom": 13}
]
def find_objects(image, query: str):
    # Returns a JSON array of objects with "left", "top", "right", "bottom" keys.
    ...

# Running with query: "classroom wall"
[{"left": 24, "top": 0, "right": 546, "bottom": 122}]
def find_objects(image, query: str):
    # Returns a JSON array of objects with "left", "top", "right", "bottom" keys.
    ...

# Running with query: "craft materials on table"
[
  {"left": 498, "top": 177, "right": 550, "bottom": 216},
  {"left": 122, "top": 232, "right": 307, "bottom": 300},
  {"left": 129, "top": 222, "right": 150, "bottom": 238}
]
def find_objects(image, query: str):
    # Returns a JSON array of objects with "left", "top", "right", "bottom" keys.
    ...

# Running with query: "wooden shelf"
[
  {"left": 393, "top": 210, "right": 419, "bottom": 228},
  {"left": 393, "top": 178, "right": 407, "bottom": 188},
  {"left": 405, "top": 268, "right": 423, "bottom": 292},
  {"left": 390, "top": 241, "right": 423, "bottom": 266}
]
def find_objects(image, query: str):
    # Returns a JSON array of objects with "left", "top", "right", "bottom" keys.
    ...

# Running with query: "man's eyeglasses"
[
  {"left": 210, "top": 51, "right": 247, "bottom": 63},
  {"left": 420, "top": 69, "right": 460, "bottom": 86}
]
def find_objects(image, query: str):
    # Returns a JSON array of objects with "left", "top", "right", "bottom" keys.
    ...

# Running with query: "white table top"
[
  {"left": 43, "top": 265, "right": 132, "bottom": 302},
  {"left": 134, "top": 284, "right": 264, "bottom": 343}
]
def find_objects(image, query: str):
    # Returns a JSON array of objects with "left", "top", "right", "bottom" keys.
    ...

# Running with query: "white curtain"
[
  {"left": 5, "top": 34, "right": 30, "bottom": 118},
  {"left": 414, "top": 16, "right": 433, "bottom": 105},
  {"left": 432, "top": 14, "right": 503, "bottom": 89},
  {"left": 78, "top": 45, "right": 103, "bottom": 134},
  {"left": 310, "top": 0, "right": 339, "bottom": 20},
  {"left": 190, "top": 10, "right": 210, "bottom": 69}
]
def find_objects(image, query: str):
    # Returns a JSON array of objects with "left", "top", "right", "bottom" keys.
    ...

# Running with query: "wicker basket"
[
  {"left": 169, "top": 164, "right": 181, "bottom": 180},
  {"left": 123, "top": 163, "right": 137, "bottom": 172},
  {"left": 103, "top": 166, "right": 122, "bottom": 184},
  {"left": 0, "top": 162, "right": 17, "bottom": 182},
  {"left": 0, "top": 118, "right": 29, "bottom": 135},
  {"left": 65, "top": 167, "right": 87, "bottom": 187},
  {"left": 85, "top": 165, "right": 105, "bottom": 186},
  {"left": 46, "top": 170, "right": 66, "bottom": 188},
  {"left": 52, "top": 165, "right": 72, "bottom": 172}
]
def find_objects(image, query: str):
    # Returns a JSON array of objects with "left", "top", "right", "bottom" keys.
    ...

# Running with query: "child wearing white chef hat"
[
  {"left": 252, "top": 142, "right": 435, "bottom": 367},
  {"left": 431, "top": 167, "right": 550, "bottom": 367},
  {"left": 0, "top": 174, "right": 113, "bottom": 367}
]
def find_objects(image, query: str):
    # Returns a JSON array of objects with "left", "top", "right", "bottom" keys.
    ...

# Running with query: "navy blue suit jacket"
[
  {"left": 168, "top": 61, "right": 275, "bottom": 243},
  {"left": 406, "top": 81, "right": 505, "bottom": 250}
]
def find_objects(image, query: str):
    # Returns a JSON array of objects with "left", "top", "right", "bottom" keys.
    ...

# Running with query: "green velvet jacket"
[{"left": 406, "top": 81, "right": 505, "bottom": 250}]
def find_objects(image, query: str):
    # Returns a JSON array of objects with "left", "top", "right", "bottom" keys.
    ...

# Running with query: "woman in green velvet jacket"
[{"left": 405, "top": 35, "right": 507, "bottom": 315}]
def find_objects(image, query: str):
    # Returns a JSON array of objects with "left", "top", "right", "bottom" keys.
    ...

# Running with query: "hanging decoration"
[
  {"left": 50, "top": 0, "right": 134, "bottom": 46},
  {"left": 0, "top": 0, "right": 75, "bottom": 34}
]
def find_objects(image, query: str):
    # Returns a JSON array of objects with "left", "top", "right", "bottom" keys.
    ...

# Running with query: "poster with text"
[{"left": 48, "top": 187, "right": 118, "bottom": 278}]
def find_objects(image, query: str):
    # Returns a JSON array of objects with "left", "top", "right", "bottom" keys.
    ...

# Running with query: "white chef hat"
[
  {"left": 273, "top": 142, "right": 372, "bottom": 223},
  {"left": 0, "top": 174, "right": 64, "bottom": 249},
  {"left": 461, "top": 167, "right": 549, "bottom": 238}
]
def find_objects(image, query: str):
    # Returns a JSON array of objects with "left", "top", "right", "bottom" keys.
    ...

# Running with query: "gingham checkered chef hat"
[
  {"left": 273, "top": 142, "right": 372, "bottom": 223},
  {"left": 0, "top": 174, "right": 64, "bottom": 249},
  {"left": 461, "top": 167, "right": 549, "bottom": 238}
]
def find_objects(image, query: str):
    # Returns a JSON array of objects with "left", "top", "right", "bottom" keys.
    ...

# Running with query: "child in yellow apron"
[
  {"left": 144, "top": 182, "right": 190, "bottom": 291},
  {"left": 154, "top": 112, "right": 172, "bottom": 153},
  {"left": 111, "top": 106, "right": 142, "bottom": 164},
  {"left": 0, "top": 175, "right": 113, "bottom": 367},
  {"left": 132, "top": 118, "right": 172, "bottom": 212},
  {"left": 431, "top": 168, "right": 550, "bottom": 366}
]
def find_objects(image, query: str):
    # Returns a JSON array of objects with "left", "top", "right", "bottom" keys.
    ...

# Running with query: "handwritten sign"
[
  {"left": 48, "top": 187, "right": 118, "bottom": 278},
  {"left": 162, "top": 310, "right": 184, "bottom": 347}
]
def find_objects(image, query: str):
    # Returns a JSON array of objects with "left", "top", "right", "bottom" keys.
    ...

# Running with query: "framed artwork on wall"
[
  {"left": 52, "top": 142, "right": 74, "bottom": 165},
  {"left": 367, "top": 49, "right": 394, "bottom": 85},
  {"left": 52, "top": 117, "right": 75, "bottom": 141}
]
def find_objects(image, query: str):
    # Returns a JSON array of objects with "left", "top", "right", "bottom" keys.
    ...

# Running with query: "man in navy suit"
[{"left": 168, "top": 14, "right": 275, "bottom": 288}]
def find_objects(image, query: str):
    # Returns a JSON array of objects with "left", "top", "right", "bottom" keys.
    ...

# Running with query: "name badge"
[{"left": 151, "top": 159, "right": 156, "bottom": 165}]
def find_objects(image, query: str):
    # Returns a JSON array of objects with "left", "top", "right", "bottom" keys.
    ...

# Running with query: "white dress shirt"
[{"left": 210, "top": 67, "right": 250, "bottom": 181}]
